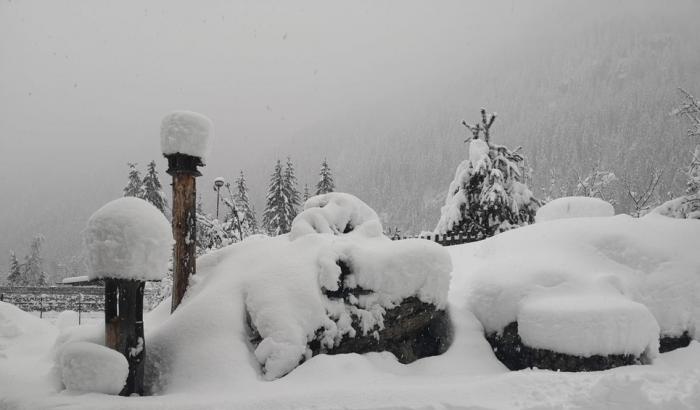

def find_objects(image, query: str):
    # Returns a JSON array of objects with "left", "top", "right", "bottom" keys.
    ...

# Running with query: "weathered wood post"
[
  {"left": 160, "top": 111, "right": 212, "bottom": 313},
  {"left": 84, "top": 197, "right": 173, "bottom": 396}
]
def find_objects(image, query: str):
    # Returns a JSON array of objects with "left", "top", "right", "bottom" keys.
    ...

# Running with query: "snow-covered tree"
[
  {"left": 574, "top": 165, "right": 617, "bottom": 205},
  {"left": 14, "top": 235, "right": 48, "bottom": 286},
  {"left": 283, "top": 157, "right": 302, "bottom": 221},
  {"left": 435, "top": 109, "right": 540, "bottom": 241},
  {"left": 231, "top": 171, "right": 258, "bottom": 236},
  {"left": 141, "top": 160, "right": 168, "bottom": 214},
  {"left": 653, "top": 88, "right": 700, "bottom": 219},
  {"left": 6, "top": 251, "right": 23, "bottom": 286},
  {"left": 263, "top": 160, "right": 294, "bottom": 235},
  {"left": 315, "top": 159, "right": 335, "bottom": 195},
  {"left": 123, "top": 163, "right": 144, "bottom": 198}
]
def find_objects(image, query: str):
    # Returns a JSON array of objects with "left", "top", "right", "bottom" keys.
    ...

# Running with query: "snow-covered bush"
[
  {"left": 435, "top": 109, "right": 540, "bottom": 241},
  {"left": 56, "top": 342, "right": 128, "bottom": 395},
  {"left": 83, "top": 197, "right": 173, "bottom": 281},
  {"left": 535, "top": 196, "right": 614, "bottom": 222}
]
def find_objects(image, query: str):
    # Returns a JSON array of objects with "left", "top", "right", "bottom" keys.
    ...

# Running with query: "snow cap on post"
[
  {"left": 160, "top": 110, "right": 213, "bottom": 164},
  {"left": 84, "top": 197, "right": 173, "bottom": 281}
]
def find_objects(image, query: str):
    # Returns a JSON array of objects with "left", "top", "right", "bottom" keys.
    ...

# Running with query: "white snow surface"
[
  {"left": 56, "top": 342, "right": 128, "bottom": 395},
  {"left": 84, "top": 197, "right": 173, "bottom": 281},
  {"left": 160, "top": 110, "right": 213, "bottom": 162},
  {"left": 518, "top": 291, "right": 659, "bottom": 357},
  {"left": 651, "top": 194, "right": 700, "bottom": 220},
  {"left": 2, "top": 205, "right": 700, "bottom": 409},
  {"left": 536, "top": 196, "right": 615, "bottom": 222}
]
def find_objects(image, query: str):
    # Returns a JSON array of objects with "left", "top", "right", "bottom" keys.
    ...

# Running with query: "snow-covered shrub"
[
  {"left": 56, "top": 342, "right": 128, "bottom": 395},
  {"left": 83, "top": 197, "right": 173, "bottom": 281},
  {"left": 535, "top": 196, "right": 614, "bottom": 222},
  {"left": 435, "top": 109, "right": 540, "bottom": 241}
]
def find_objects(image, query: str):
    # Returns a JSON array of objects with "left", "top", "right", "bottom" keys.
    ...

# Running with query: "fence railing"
[{"left": 390, "top": 233, "right": 471, "bottom": 247}]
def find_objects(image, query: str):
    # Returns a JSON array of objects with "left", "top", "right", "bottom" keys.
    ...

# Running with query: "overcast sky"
[{"left": 1, "top": 0, "right": 687, "bottom": 271}]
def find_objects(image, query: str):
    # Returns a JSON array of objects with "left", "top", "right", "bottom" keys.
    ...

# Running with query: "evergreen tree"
[
  {"left": 435, "top": 109, "right": 540, "bottom": 241},
  {"left": 123, "top": 163, "right": 144, "bottom": 198},
  {"left": 283, "top": 157, "right": 302, "bottom": 222},
  {"left": 24, "top": 235, "right": 47, "bottom": 286},
  {"left": 263, "top": 160, "right": 291, "bottom": 235},
  {"left": 315, "top": 158, "right": 335, "bottom": 195},
  {"left": 141, "top": 160, "right": 168, "bottom": 214},
  {"left": 6, "top": 251, "right": 24, "bottom": 286},
  {"left": 234, "top": 171, "right": 258, "bottom": 235}
]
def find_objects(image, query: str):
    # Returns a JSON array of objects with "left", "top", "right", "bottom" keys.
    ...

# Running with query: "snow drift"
[{"left": 535, "top": 196, "right": 615, "bottom": 222}]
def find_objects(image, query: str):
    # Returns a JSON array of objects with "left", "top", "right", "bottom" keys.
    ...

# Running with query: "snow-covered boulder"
[
  {"left": 144, "top": 193, "right": 452, "bottom": 387},
  {"left": 56, "top": 342, "right": 128, "bottom": 395},
  {"left": 160, "top": 110, "right": 213, "bottom": 162},
  {"left": 451, "top": 214, "right": 700, "bottom": 371},
  {"left": 535, "top": 196, "right": 614, "bottom": 223},
  {"left": 84, "top": 197, "right": 173, "bottom": 281}
]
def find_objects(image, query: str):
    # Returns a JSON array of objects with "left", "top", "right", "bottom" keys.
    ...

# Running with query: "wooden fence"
[
  {"left": 390, "top": 233, "right": 471, "bottom": 247},
  {"left": 0, "top": 285, "right": 161, "bottom": 314}
]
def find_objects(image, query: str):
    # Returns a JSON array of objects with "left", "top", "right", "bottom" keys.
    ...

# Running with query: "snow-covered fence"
[
  {"left": 390, "top": 233, "right": 471, "bottom": 247},
  {"left": 0, "top": 286, "right": 103, "bottom": 313},
  {"left": 0, "top": 285, "right": 161, "bottom": 313}
]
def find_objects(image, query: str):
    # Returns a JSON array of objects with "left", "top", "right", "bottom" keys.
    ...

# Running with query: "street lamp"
[{"left": 213, "top": 177, "right": 225, "bottom": 220}]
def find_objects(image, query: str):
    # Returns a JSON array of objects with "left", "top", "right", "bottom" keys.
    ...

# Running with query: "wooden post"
[
  {"left": 105, "top": 278, "right": 146, "bottom": 396},
  {"left": 165, "top": 153, "right": 203, "bottom": 312}
]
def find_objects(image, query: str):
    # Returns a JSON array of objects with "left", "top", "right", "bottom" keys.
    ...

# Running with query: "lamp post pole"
[{"left": 214, "top": 177, "right": 225, "bottom": 220}]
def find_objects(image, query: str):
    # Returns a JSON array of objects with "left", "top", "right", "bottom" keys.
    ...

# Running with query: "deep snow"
[{"left": 1, "top": 210, "right": 699, "bottom": 409}]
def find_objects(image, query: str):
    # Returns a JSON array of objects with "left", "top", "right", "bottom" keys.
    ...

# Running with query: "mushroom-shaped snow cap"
[
  {"left": 160, "top": 110, "right": 213, "bottom": 163},
  {"left": 84, "top": 197, "right": 173, "bottom": 281}
]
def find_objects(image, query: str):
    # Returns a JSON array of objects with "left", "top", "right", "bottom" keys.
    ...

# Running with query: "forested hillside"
[{"left": 265, "top": 0, "right": 700, "bottom": 233}]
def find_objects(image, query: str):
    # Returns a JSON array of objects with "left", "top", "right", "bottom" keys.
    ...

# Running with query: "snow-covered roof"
[{"left": 83, "top": 197, "right": 173, "bottom": 281}]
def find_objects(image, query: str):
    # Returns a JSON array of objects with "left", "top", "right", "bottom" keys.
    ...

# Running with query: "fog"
[{"left": 1, "top": 0, "right": 699, "bottom": 278}]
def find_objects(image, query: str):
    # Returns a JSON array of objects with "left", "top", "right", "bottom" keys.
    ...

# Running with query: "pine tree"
[
  {"left": 6, "top": 251, "right": 24, "bottom": 286},
  {"left": 234, "top": 171, "right": 258, "bottom": 235},
  {"left": 123, "top": 163, "right": 144, "bottom": 198},
  {"left": 141, "top": 160, "right": 168, "bottom": 214},
  {"left": 263, "top": 160, "right": 290, "bottom": 235},
  {"left": 316, "top": 158, "right": 335, "bottom": 195},
  {"left": 283, "top": 157, "right": 302, "bottom": 222},
  {"left": 435, "top": 108, "right": 540, "bottom": 241}
]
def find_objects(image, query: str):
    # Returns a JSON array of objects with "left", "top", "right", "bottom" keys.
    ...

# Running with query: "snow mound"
[
  {"left": 290, "top": 193, "right": 381, "bottom": 240},
  {"left": 57, "top": 342, "right": 128, "bottom": 395},
  {"left": 453, "top": 214, "right": 700, "bottom": 358},
  {"left": 160, "top": 110, "right": 213, "bottom": 162},
  {"left": 84, "top": 197, "right": 173, "bottom": 281},
  {"left": 518, "top": 291, "right": 659, "bottom": 357},
  {"left": 536, "top": 196, "right": 614, "bottom": 222},
  {"left": 0, "top": 301, "right": 51, "bottom": 339}
]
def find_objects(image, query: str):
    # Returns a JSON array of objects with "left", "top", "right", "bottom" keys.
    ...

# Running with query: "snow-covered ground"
[{"left": 1, "top": 209, "right": 699, "bottom": 409}]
